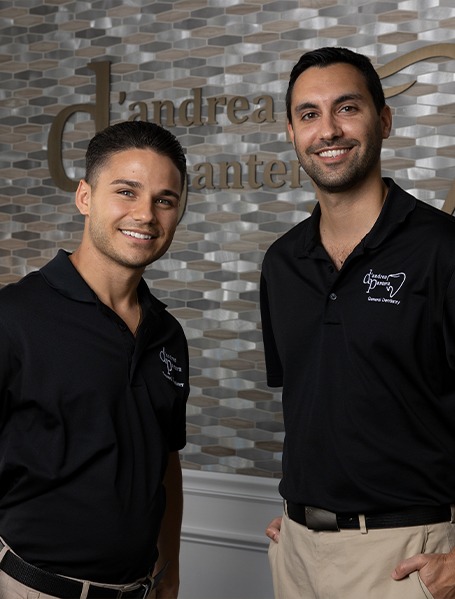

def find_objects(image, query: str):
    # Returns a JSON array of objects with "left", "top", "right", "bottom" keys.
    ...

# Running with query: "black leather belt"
[
  {"left": 0, "top": 539, "right": 161, "bottom": 598},
  {"left": 287, "top": 502, "right": 452, "bottom": 532}
]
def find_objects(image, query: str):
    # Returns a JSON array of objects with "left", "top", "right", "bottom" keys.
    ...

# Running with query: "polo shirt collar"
[
  {"left": 295, "top": 178, "right": 416, "bottom": 258},
  {"left": 40, "top": 249, "right": 96, "bottom": 302},
  {"left": 364, "top": 178, "right": 416, "bottom": 249},
  {"left": 40, "top": 249, "right": 167, "bottom": 315}
]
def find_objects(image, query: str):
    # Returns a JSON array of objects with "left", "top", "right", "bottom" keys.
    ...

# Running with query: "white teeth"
[
  {"left": 121, "top": 230, "right": 153, "bottom": 240},
  {"left": 319, "top": 149, "right": 349, "bottom": 158}
]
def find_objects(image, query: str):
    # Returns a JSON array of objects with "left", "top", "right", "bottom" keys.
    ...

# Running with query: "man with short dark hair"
[
  {"left": 0, "top": 121, "right": 190, "bottom": 598},
  {"left": 261, "top": 47, "right": 455, "bottom": 598}
]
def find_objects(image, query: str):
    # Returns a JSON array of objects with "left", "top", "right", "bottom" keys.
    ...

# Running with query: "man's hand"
[
  {"left": 265, "top": 516, "right": 282, "bottom": 543},
  {"left": 393, "top": 550, "right": 455, "bottom": 599}
]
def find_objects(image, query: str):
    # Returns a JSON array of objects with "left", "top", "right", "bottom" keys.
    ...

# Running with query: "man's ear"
[
  {"left": 381, "top": 105, "right": 393, "bottom": 140},
  {"left": 287, "top": 121, "right": 295, "bottom": 147},
  {"left": 75, "top": 179, "right": 91, "bottom": 216}
]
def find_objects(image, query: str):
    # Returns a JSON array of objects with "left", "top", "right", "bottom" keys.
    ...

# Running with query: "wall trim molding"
[
  {"left": 182, "top": 469, "right": 281, "bottom": 502},
  {"left": 181, "top": 526, "right": 267, "bottom": 552},
  {"left": 181, "top": 470, "right": 282, "bottom": 553}
]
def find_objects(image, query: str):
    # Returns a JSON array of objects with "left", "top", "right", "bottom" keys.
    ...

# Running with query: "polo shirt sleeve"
[
  {"left": 260, "top": 271, "right": 283, "bottom": 387},
  {"left": 168, "top": 369, "right": 189, "bottom": 452},
  {"left": 0, "top": 325, "right": 8, "bottom": 418},
  {"left": 167, "top": 333, "right": 190, "bottom": 452},
  {"left": 442, "top": 268, "right": 455, "bottom": 371},
  {"left": 0, "top": 309, "right": 16, "bottom": 420}
]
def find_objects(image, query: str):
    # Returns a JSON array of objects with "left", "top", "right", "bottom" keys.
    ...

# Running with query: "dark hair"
[
  {"left": 85, "top": 120, "right": 187, "bottom": 189},
  {"left": 286, "top": 47, "right": 385, "bottom": 122}
]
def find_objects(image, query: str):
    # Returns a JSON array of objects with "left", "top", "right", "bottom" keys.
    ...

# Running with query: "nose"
[
  {"left": 133, "top": 198, "right": 157, "bottom": 223},
  {"left": 319, "top": 112, "right": 342, "bottom": 140}
]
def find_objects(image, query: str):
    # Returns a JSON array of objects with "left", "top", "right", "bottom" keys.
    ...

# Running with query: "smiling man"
[
  {"left": 0, "top": 121, "right": 189, "bottom": 599},
  {"left": 261, "top": 47, "right": 455, "bottom": 599}
]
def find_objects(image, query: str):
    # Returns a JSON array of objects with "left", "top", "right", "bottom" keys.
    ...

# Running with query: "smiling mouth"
[
  {"left": 120, "top": 229, "right": 156, "bottom": 240},
  {"left": 317, "top": 148, "right": 350, "bottom": 158}
]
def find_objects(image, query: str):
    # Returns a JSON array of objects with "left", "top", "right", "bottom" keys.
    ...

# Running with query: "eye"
[
  {"left": 301, "top": 111, "right": 318, "bottom": 121},
  {"left": 155, "top": 197, "right": 178, "bottom": 208},
  {"left": 118, "top": 189, "right": 136, "bottom": 198},
  {"left": 339, "top": 105, "right": 357, "bottom": 114}
]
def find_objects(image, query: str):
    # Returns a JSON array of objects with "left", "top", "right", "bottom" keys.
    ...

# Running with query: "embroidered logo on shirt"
[
  {"left": 160, "top": 347, "right": 185, "bottom": 388},
  {"left": 363, "top": 269, "right": 406, "bottom": 305}
]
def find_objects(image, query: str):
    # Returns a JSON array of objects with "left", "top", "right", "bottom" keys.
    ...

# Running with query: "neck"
[
  {"left": 69, "top": 247, "right": 144, "bottom": 334},
  {"left": 317, "top": 177, "right": 388, "bottom": 270}
]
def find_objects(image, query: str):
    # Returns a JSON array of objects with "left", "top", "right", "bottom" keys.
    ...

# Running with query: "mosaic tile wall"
[{"left": 0, "top": 0, "right": 454, "bottom": 478}]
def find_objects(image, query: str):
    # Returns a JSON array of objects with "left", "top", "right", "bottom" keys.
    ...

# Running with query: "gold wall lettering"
[
  {"left": 47, "top": 45, "right": 454, "bottom": 212},
  {"left": 48, "top": 62, "right": 110, "bottom": 192},
  {"left": 127, "top": 88, "right": 276, "bottom": 127},
  {"left": 191, "top": 157, "right": 302, "bottom": 190}
]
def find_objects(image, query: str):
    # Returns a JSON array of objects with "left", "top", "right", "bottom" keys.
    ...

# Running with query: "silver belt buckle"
[
  {"left": 139, "top": 580, "right": 152, "bottom": 599},
  {"left": 305, "top": 506, "right": 339, "bottom": 531},
  {"left": 117, "top": 580, "right": 151, "bottom": 599}
]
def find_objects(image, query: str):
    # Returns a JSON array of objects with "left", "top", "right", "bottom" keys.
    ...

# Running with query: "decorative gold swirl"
[{"left": 377, "top": 44, "right": 455, "bottom": 214}]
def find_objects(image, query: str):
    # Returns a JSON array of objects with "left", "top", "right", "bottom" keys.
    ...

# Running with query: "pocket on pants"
[
  {"left": 412, "top": 572, "right": 435, "bottom": 599},
  {"left": 268, "top": 538, "right": 278, "bottom": 567}
]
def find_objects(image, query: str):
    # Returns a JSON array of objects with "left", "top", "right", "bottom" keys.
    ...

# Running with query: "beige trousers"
[{"left": 269, "top": 510, "right": 455, "bottom": 599}]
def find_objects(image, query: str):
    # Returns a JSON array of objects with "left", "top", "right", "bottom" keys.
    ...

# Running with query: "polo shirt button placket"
[{"left": 329, "top": 292, "right": 337, "bottom": 301}]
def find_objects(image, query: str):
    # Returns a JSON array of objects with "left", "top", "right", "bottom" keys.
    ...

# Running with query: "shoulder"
[
  {"left": 263, "top": 215, "right": 312, "bottom": 264},
  {"left": 386, "top": 180, "right": 455, "bottom": 245},
  {"left": 0, "top": 271, "right": 43, "bottom": 311},
  {"left": 412, "top": 198, "right": 455, "bottom": 240},
  {"left": 0, "top": 272, "right": 46, "bottom": 352}
]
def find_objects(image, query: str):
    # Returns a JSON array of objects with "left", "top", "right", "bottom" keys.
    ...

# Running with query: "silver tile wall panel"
[{"left": 0, "top": 0, "right": 454, "bottom": 478}]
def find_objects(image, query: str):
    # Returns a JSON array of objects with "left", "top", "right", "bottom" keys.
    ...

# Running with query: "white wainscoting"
[{"left": 180, "top": 470, "right": 282, "bottom": 599}]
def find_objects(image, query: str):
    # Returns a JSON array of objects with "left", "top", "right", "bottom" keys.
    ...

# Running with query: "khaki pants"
[
  {"left": 0, "top": 570, "right": 57, "bottom": 599},
  {"left": 269, "top": 510, "right": 455, "bottom": 599}
]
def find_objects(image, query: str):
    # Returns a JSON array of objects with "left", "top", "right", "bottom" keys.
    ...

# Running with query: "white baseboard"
[{"left": 180, "top": 470, "right": 282, "bottom": 599}]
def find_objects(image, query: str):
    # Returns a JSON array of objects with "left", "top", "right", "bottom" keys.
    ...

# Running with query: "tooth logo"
[
  {"left": 160, "top": 347, "right": 185, "bottom": 388},
  {"left": 385, "top": 273, "right": 406, "bottom": 298},
  {"left": 363, "top": 269, "right": 406, "bottom": 305}
]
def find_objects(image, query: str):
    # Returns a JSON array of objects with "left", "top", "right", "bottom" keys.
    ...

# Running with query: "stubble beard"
[
  {"left": 88, "top": 221, "right": 170, "bottom": 270},
  {"left": 296, "top": 129, "right": 383, "bottom": 194}
]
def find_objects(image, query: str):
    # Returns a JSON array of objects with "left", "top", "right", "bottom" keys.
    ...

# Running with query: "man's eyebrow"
[
  {"left": 293, "top": 93, "right": 365, "bottom": 114},
  {"left": 110, "top": 179, "right": 180, "bottom": 200},
  {"left": 159, "top": 189, "right": 181, "bottom": 201},
  {"left": 110, "top": 178, "right": 143, "bottom": 188},
  {"left": 293, "top": 101, "right": 317, "bottom": 114},
  {"left": 335, "top": 93, "right": 364, "bottom": 104}
]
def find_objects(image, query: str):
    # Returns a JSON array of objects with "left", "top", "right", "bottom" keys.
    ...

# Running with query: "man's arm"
[
  {"left": 153, "top": 451, "right": 183, "bottom": 599},
  {"left": 393, "top": 272, "right": 455, "bottom": 597}
]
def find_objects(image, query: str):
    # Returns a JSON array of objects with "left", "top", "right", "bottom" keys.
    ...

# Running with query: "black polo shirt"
[
  {"left": 0, "top": 250, "right": 189, "bottom": 583},
  {"left": 261, "top": 179, "right": 455, "bottom": 513}
]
